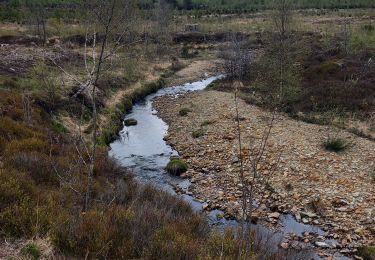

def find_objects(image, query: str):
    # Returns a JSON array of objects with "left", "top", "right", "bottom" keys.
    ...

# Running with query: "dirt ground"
[{"left": 154, "top": 90, "right": 375, "bottom": 254}]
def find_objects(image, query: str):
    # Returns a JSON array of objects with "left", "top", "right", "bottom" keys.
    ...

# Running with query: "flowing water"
[{"left": 109, "top": 76, "right": 350, "bottom": 260}]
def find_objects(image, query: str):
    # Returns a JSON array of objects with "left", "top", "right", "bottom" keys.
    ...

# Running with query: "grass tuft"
[
  {"left": 371, "top": 169, "right": 375, "bottom": 183},
  {"left": 179, "top": 108, "right": 192, "bottom": 116},
  {"left": 21, "top": 243, "right": 41, "bottom": 260},
  {"left": 323, "top": 137, "right": 350, "bottom": 152},
  {"left": 356, "top": 246, "right": 375, "bottom": 260},
  {"left": 192, "top": 129, "right": 205, "bottom": 138}
]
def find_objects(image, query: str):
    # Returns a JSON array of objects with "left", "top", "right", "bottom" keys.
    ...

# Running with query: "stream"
[{"left": 109, "top": 76, "right": 350, "bottom": 260}]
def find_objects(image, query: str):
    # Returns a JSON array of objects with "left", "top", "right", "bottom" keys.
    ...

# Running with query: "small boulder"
[
  {"left": 124, "top": 118, "right": 138, "bottom": 126},
  {"left": 269, "top": 212, "right": 281, "bottom": 219}
]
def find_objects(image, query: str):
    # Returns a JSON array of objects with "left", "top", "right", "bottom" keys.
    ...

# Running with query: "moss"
[
  {"left": 21, "top": 243, "right": 41, "bottom": 260},
  {"left": 192, "top": 129, "right": 205, "bottom": 138},
  {"left": 357, "top": 246, "right": 375, "bottom": 260},
  {"left": 179, "top": 108, "right": 192, "bottom": 116},
  {"left": 323, "top": 137, "right": 351, "bottom": 152},
  {"left": 165, "top": 158, "right": 188, "bottom": 176},
  {"left": 124, "top": 118, "right": 138, "bottom": 126}
]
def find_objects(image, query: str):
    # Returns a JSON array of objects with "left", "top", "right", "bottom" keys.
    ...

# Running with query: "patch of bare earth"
[
  {"left": 154, "top": 90, "right": 375, "bottom": 254},
  {"left": 167, "top": 59, "right": 224, "bottom": 86}
]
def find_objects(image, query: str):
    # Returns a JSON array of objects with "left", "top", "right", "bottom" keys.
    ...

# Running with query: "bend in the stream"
[{"left": 109, "top": 76, "right": 350, "bottom": 260}]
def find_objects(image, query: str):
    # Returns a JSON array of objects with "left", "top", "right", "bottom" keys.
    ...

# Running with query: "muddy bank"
[{"left": 154, "top": 90, "right": 375, "bottom": 257}]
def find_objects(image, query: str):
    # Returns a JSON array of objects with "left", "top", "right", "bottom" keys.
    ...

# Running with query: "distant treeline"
[
  {"left": 1, "top": 0, "right": 374, "bottom": 22},
  {"left": 189, "top": 0, "right": 375, "bottom": 11},
  {"left": 141, "top": 0, "right": 375, "bottom": 11}
]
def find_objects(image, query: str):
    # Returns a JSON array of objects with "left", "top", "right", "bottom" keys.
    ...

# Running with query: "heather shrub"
[
  {"left": 147, "top": 223, "right": 202, "bottom": 259},
  {"left": 0, "top": 136, "right": 6, "bottom": 153},
  {"left": 5, "top": 152, "right": 59, "bottom": 185},
  {"left": 5, "top": 137, "right": 48, "bottom": 154},
  {"left": 0, "top": 169, "right": 35, "bottom": 210},
  {"left": 0, "top": 117, "right": 35, "bottom": 140},
  {"left": 205, "top": 229, "right": 239, "bottom": 258}
]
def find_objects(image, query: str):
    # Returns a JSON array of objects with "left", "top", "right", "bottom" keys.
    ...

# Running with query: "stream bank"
[
  {"left": 154, "top": 90, "right": 375, "bottom": 259},
  {"left": 109, "top": 75, "right": 358, "bottom": 259}
]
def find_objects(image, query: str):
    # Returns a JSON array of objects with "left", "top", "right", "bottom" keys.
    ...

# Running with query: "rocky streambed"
[{"left": 153, "top": 90, "right": 375, "bottom": 259}]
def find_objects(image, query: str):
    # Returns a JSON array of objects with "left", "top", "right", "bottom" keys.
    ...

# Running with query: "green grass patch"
[
  {"left": 192, "top": 129, "right": 205, "bottom": 138},
  {"left": 21, "top": 243, "right": 41, "bottom": 260},
  {"left": 179, "top": 108, "right": 192, "bottom": 117},
  {"left": 206, "top": 79, "right": 222, "bottom": 90},
  {"left": 371, "top": 169, "right": 375, "bottom": 183},
  {"left": 356, "top": 246, "right": 375, "bottom": 260},
  {"left": 51, "top": 119, "right": 68, "bottom": 134},
  {"left": 323, "top": 137, "right": 351, "bottom": 152},
  {"left": 165, "top": 158, "right": 188, "bottom": 176}
]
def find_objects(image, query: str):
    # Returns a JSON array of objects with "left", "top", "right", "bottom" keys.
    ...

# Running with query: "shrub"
[
  {"left": 181, "top": 45, "right": 190, "bottom": 58},
  {"left": 21, "top": 243, "right": 41, "bottom": 260},
  {"left": 165, "top": 158, "right": 188, "bottom": 176},
  {"left": 51, "top": 120, "right": 68, "bottom": 134},
  {"left": 323, "top": 137, "right": 350, "bottom": 152},
  {"left": 5, "top": 152, "right": 59, "bottom": 185},
  {"left": 179, "top": 108, "right": 192, "bottom": 116},
  {"left": 356, "top": 246, "right": 375, "bottom": 260},
  {"left": 147, "top": 224, "right": 202, "bottom": 259},
  {"left": 180, "top": 45, "right": 197, "bottom": 59},
  {"left": 5, "top": 137, "right": 48, "bottom": 154},
  {"left": 192, "top": 128, "right": 205, "bottom": 138},
  {"left": 315, "top": 61, "right": 341, "bottom": 75},
  {"left": 0, "top": 169, "right": 35, "bottom": 209},
  {"left": 205, "top": 229, "right": 239, "bottom": 258},
  {"left": 0, "top": 117, "right": 35, "bottom": 140},
  {"left": 0, "top": 136, "right": 6, "bottom": 153},
  {"left": 362, "top": 24, "right": 374, "bottom": 33},
  {"left": 124, "top": 118, "right": 138, "bottom": 126}
]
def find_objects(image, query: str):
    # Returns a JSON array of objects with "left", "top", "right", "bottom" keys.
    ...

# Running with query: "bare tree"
[
  {"left": 254, "top": 0, "right": 300, "bottom": 110},
  {"left": 49, "top": 0, "right": 137, "bottom": 211},
  {"left": 271, "top": 0, "right": 297, "bottom": 106},
  {"left": 24, "top": 0, "right": 48, "bottom": 44},
  {"left": 222, "top": 33, "right": 253, "bottom": 81},
  {"left": 234, "top": 82, "right": 281, "bottom": 258},
  {"left": 22, "top": 90, "right": 32, "bottom": 126},
  {"left": 81, "top": 0, "right": 137, "bottom": 210},
  {"left": 153, "top": 0, "right": 174, "bottom": 55}
]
